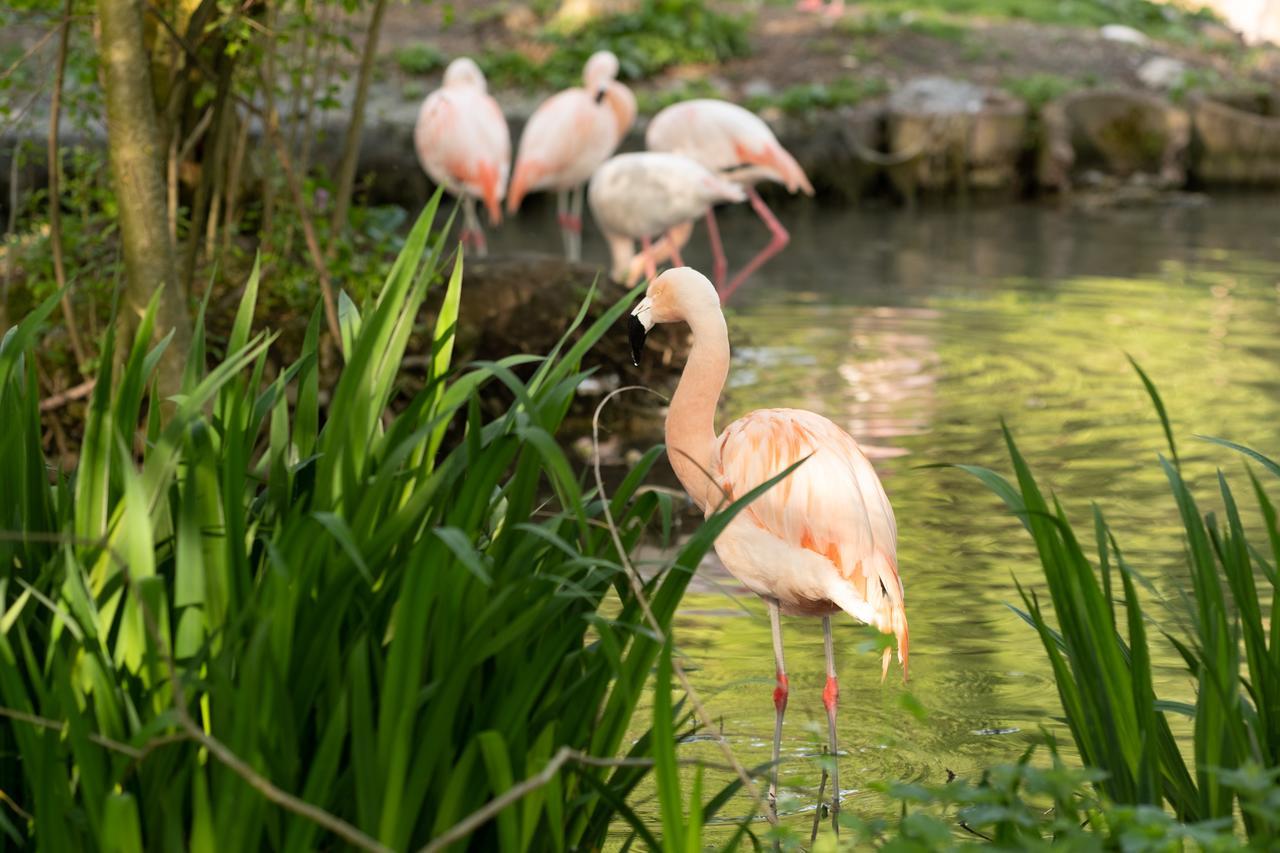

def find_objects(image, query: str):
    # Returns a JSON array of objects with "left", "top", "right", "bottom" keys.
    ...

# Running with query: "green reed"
[
  {"left": 0, "top": 192, "right": 773, "bottom": 850},
  {"left": 956, "top": 361, "right": 1280, "bottom": 844}
]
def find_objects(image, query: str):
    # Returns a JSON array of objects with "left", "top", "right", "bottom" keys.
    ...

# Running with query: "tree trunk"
[
  {"left": 98, "top": 0, "right": 191, "bottom": 393},
  {"left": 330, "top": 0, "right": 389, "bottom": 238}
]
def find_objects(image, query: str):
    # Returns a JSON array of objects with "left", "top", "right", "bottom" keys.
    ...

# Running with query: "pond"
[{"left": 490, "top": 195, "right": 1280, "bottom": 840}]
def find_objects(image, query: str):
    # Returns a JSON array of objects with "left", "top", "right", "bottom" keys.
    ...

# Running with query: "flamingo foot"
[
  {"left": 823, "top": 0, "right": 845, "bottom": 17},
  {"left": 796, "top": 0, "right": 823, "bottom": 10}
]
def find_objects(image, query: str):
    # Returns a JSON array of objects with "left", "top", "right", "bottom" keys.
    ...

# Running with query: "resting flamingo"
[
  {"left": 627, "top": 267, "right": 908, "bottom": 830},
  {"left": 587, "top": 152, "right": 744, "bottom": 284},
  {"left": 646, "top": 99, "right": 814, "bottom": 300},
  {"left": 413, "top": 58, "right": 511, "bottom": 256},
  {"left": 507, "top": 50, "right": 637, "bottom": 261}
]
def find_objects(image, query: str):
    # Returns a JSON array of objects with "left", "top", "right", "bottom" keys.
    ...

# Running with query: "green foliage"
[
  {"left": 950, "top": 363, "right": 1280, "bottom": 845},
  {"left": 822, "top": 743, "right": 1242, "bottom": 850},
  {"left": 481, "top": 0, "right": 751, "bottom": 90},
  {"left": 825, "top": 0, "right": 1220, "bottom": 40},
  {"left": 745, "top": 77, "right": 889, "bottom": 115},
  {"left": 1003, "top": 72, "right": 1080, "bottom": 109},
  {"left": 393, "top": 42, "right": 447, "bottom": 76},
  {"left": 0, "top": 193, "right": 759, "bottom": 849}
]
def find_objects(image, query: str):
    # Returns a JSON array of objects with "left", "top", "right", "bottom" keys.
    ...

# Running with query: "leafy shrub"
[
  {"left": 0, "top": 193, "right": 763, "bottom": 849},
  {"left": 393, "top": 43, "right": 447, "bottom": 76}
]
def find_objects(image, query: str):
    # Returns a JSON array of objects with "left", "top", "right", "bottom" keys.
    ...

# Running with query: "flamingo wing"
[
  {"left": 414, "top": 90, "right": 510, "bottom": 222},
  {"left": 510, "top": 89, "right": 618, "bottom": 207},
  {"left": 648, "top": 100, "right": 813, "bottom": 195},
  {"left": 715, "top": 408, "right": 907, "bottom": 677}
]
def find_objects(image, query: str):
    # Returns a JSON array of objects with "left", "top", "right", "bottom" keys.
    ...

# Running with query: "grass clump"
[
  {"left": 1003, "top": 72, "right": 1080, "bottom": 108},
  {"left": 746, "top": 77, "right": 890, "bottom": 114},
  {"left": 0, "top": 192, "right": 767, "bottom": 849},
  {"left": 950, "top": 362, "right": 1280, "bottom": 845},
  {"left": 393, "top": 43, "right": 447, "bottom": 76}
]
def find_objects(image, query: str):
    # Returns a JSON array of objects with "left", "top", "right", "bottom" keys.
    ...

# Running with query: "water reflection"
[{"left": 492, "top": 197, "right": 1280, "bottom": 839}]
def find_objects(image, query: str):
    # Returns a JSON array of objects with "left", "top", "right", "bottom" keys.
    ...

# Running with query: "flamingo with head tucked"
[
  {"left": 646, "top": 99, "right": 814, "bottom": 300},
  {"left": 508, "top": 50, "right": 637, "bottom": 261},
  {"left": 627, "top": 266, "right": 908, "bottom": 831},
  {"left": 414, "top": 58, "right": 511, "bottom": 256},
  {"left": 588, "top": 152, "right": 744, "bottom": 284}
]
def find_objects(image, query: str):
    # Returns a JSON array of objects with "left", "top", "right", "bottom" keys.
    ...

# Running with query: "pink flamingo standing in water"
[
  {"left": 588, "top": 152, "right": 744, "bottom": 284},
  {"left": 507, "top": 50, "right": 637, "bottom": 261},
  {"left": 646, "top": 99, "right": 814, "bottom": 301},
  {"left": 414, "top": 58, "right": 511, "bottom": 256},
  {"left": 627, "top": 267, "right": 908, "bottom": 830}
]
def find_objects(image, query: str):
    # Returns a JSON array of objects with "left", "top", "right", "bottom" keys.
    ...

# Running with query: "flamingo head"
[
  {"left": 628, "top": 267, "right": 718, "bottom": 366},
  {"left": 443, "top": 57, "right": 487, "bottom": 91},
  {"left": 584, "top": 50, "right": 620, "bottom": 98}
]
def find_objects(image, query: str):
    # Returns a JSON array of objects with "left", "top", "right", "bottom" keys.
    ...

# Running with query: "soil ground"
[{"left": 373, "top": 0, "right": 1280, "bottom": 105}]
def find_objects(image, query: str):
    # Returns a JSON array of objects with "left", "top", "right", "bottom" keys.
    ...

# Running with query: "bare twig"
[
  {"left": 419, "top": 747, "right": 760, "bottom": 853},
  {"left": 47, "top": 0, "right": 88, "bottom": 372},
  {"left": 0, "top": 705, "right": 145, "bottom": 759},
  {"left": 810, "top": 747, "right": 829, "bottom": 845},
  {"left": 0, "top": 22, "right": 60, "bottom": 83},
  {"left": 590, "top": 386, "right": 773, "bottom": 823},
  {"left": 38, "top": 377, "right": 95, "bottom": 411},
  {"left": 329, "top": 0, "right": 388, "bottom": 238}
]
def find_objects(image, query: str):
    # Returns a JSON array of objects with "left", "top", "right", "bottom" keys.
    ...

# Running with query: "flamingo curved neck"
[{"left": 666, "top": 306, "right": 730, "bottom": 512}]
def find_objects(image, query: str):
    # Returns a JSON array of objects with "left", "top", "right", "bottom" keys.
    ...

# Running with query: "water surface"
[{"left": 497, "top": 196, "right": 1280, "bottom": 839}]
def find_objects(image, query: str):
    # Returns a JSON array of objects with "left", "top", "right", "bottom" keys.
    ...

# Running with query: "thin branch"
[
  {"left": 590, "top": 386, "right": 773, "bottom": 822},
  {"left": 0, "top": 21, "right": 60, "bottom": 83},
  {"left": 329, "top": 0, "right": 388, "bottom": 237},
  {"left": 418, "top": 748, "right": 760, "bottom": 853},
  {"left": 47, "top": 0, "right": 87, "bottom": 372},
  {"left": 140, "top": 3, "right": 342, "bottom": 345},
  {"left": 0, "top": 705, "right": 143, "bottom": 759},
  {"left": 38, "top": 377, "right": 96, "bottom": 411}
]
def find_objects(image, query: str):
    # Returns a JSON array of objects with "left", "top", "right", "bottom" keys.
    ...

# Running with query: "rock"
[
  {"left": 887, "top": 76, "right": 986, "bottom": 114},
  {"left": 1100, "top": 24, "right": 1150, "bottom": 45},
  {"left": 1037, "top": 89, "right": 1190, "bottom": 191},
  {"left": 742, "top": 78, "right": 775, "bottom": 99},
  {"left": 1137, "top": 57, "right": 1188, "bottom": 90},
  {"left": 884, "top": 77, "right": 1028, "bottom": 198},
  {"left": 1190, "top": 90, "right": 1280, "bottom": 186}
]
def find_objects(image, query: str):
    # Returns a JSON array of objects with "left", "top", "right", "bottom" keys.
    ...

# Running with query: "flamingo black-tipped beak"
[
  {"left": 628, "top": 313, "right": 647, "bottom": 367},
  {"left": 628, "top": 298, "right": 654, "bottom": 367}
]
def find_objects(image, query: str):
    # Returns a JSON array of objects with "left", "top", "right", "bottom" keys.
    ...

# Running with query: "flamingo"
[
  {"left": 413, "top": 58, "right": 511, "bottom": 256},
  {"left": 796, "top": 0, "right": 846, "bottom": 17},
  {"left": 507, "top": 50, "right": 637, "bottom": 262},
  {"left": 627, "top": 267, "right": 908, "bottom": 829},
  {"left": 587, "top": 152, "right": 744, "bottom": 284},
  {"left": 646, "top": 99, "right": 814, "bottom": 301}
]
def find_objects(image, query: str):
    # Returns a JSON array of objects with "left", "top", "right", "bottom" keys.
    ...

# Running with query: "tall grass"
[
  {"left": 0, "top": 193, "right": 765, "bottom": 849},
  {"left": 958, "top": 362, "right": 1280, "bottom": 844}
]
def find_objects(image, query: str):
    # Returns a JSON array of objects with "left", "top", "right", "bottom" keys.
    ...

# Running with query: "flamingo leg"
[
  {"left": 640, "top": 235, "right": 657, "bottom": 282},
  {"left": 720, "top": 186, "right": 790, "bottom": 304},
  {"left": 556, "top": 190, "right": 572, "bottom": 258},
  {"left": 823, "top": 615, "right": 841, "bottom": 835},
  {"left": 705, "top": 207, "right": 728, "bottom": 292},
  {"left": 568, "top": 184, "right": 584, "bottom": 263},
  {"left": 667, "top": 228, "right": 685, "bottom": 267},
  {"left": 769, "top": 598, "right": 788, "bottom": 825},
  {"left": 462, "top": 196, "right": 488, "bottom": 257}
]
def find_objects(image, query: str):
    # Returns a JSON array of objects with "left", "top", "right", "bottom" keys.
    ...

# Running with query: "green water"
[
  {"left": 625, "top": 198, "right": 1280, "bottom": 839},
  {"left": 496, "top": 195, "right": 1280, "bottom": 839}
]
